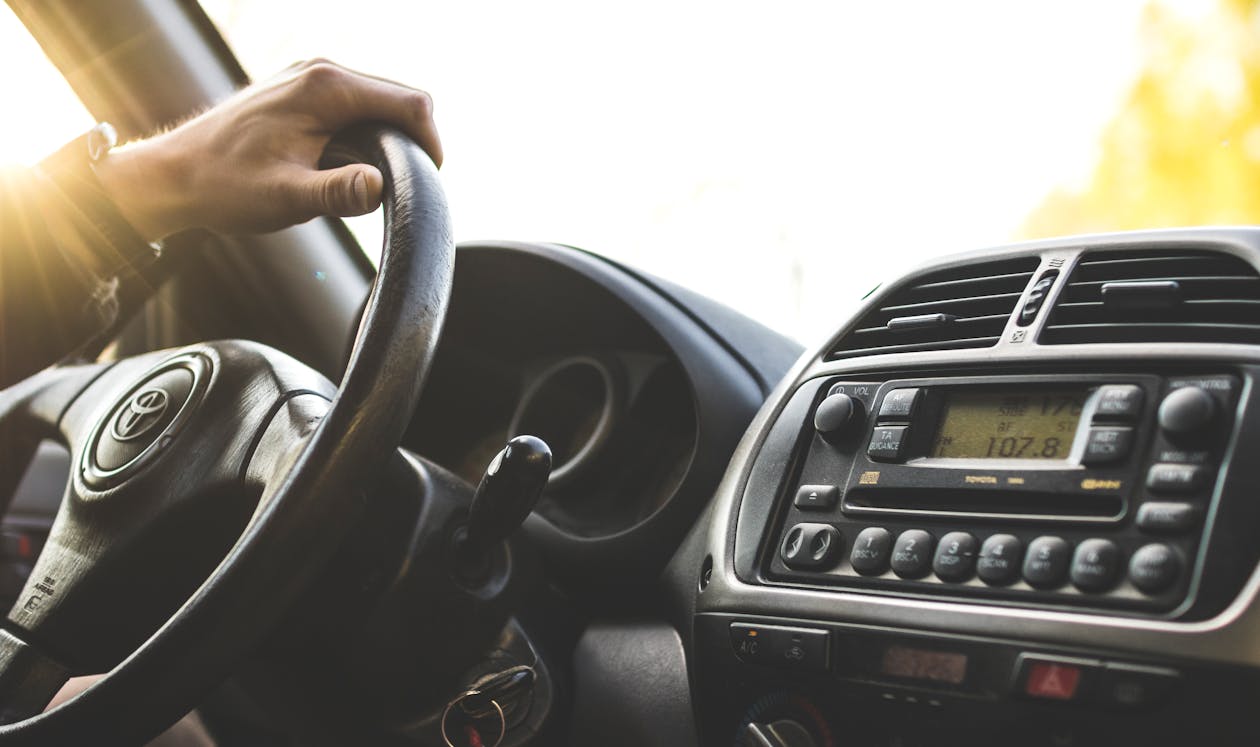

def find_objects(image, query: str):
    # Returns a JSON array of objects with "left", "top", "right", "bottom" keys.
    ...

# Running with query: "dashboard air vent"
[
  {"left": 829, "top": 257, "right": 1039, "bottom": 359},
  {"left": 1041, "top": 249, "right": 1260, "bottom": 345}
]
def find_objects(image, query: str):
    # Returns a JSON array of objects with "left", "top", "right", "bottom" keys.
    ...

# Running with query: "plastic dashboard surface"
[
  {"left": 403, "top": 241, "right": 792, "bottom": 583},
  {"left": 691, "top": 227, "right": 1260, "bottom": 746}
]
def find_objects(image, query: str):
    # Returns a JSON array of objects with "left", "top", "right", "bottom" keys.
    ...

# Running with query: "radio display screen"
[{"left": 930, "top": 389, "right": 1087, "bottom": 460}]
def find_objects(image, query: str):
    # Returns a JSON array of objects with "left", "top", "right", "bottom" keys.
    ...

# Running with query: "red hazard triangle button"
[{"left": 1024, "top": 661, "right": 1083, "bottom": 700}]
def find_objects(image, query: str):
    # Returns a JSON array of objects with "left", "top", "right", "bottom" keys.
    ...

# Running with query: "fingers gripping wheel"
[{"left": 0, "top": 126, "right": 453, "bottom": 744}]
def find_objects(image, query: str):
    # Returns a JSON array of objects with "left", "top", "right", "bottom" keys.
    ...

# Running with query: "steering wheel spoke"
[
  {"left": 0, "top": 629, "right": 70, "bottom": 724},
  {"left": 244, "top": 393, "right": 332, "bottom": 497},
  {"left": 0, "top": 363, "right": 107, "bottom": 446}
]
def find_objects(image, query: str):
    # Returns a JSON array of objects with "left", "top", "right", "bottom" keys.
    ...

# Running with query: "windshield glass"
[
  {"left": 201, "top": 0, "right": 1259, "bottom": 342},
  {"left": 0, "top": 4, "right": 93, "bottom": 166}
]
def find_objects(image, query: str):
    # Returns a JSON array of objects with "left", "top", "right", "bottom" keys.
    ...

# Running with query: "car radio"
[{"left": 761, "top": 372, "right": 1240, "bottom": 613}]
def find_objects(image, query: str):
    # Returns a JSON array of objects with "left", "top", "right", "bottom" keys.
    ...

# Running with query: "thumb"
[{"left": 295, "top": 164, "right": 384, "bottom": 217}]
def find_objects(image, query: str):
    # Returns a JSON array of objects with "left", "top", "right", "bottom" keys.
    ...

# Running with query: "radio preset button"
[
  {"left": 1093, "top": 385, "right": 1144, "bottom": 421},
  {"left": 1023, "top": 536, "right": 1072, "bottom": 589},
  {"left": 1129, "top": 543, "right": 1181, "bottom": 594},
  {"left": 891, "top": 530, "right": 935, "bottom": 579},
  {"left": 1081, "top": 427, "right": 1134, "bottom": 465},
  {"left": 1070, "top": 538, "right": 1122, "bottom": 592},
  {"left": 781, "top": 523, "right": 842, "bottom": 570},
  {"left": 867, "top": 426, "right": 909, "bottom": 462},
  {"left": 977, "top": 534, "right": 1024, "bottom": 586},
  {"left": 878, "top": 388, "right": 922, "bottom": 421},
  {"left": 933, "top": 531, "right": 979, "bottom": 582},
  {"left": 1136, "top": 502, "right": 1201, "bottom": 534},
  {"left": 850, "top": 527, "right": 894, "bottom": 575},
  {"left": 794, "top": 484, "right": 840, "bottom": 511},
  {"left": 1147, "top": 463, "right": 1211, "bottom": 494}
]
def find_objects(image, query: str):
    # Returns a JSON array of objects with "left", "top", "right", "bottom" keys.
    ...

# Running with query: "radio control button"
[
  {"left": 1158, "top": 386, "right": 1217, "bottom": 437},
  {"left": 794, "top": 484, "right": 840, "bottom": 511},
  {"left": 850, "top": 527, "right": 894, "bottom": 575},
  {"left": 1147, "top": 463, "right": 1211, "bottom": 494},
  {"left": 1094, "top": 385, "right": 1144, "bottom": 421},
  {"left": 1081, "top": 427, "right": 1134, "bottom": 465},
  {"left": 933, "top": 531, "right": 979, "bottom": 582},
  {"left": 890, "top": 530, "right": 935, "bottom": 579},
  {"left": 815, "top": 393, "right": 864, "bottom": 441},
  {"left": 1136, "top": 502, "right": 1202, "bottom": 534},
  {"left": 977, "top": 534, "right": 1024, "bottom": 586},
  {"left": 867, "top": 426, "right": 909, "bottom": 462},
  {"left": 1070, "top": 539, "right": 1122, "bottom": 592},
  {"left": 1023, "top": 536, "right": 1072, "bottom": 589},
  {"left": 877, "top": 388, "right": 922, "bottom": 421},
  {"left": 1129, "top": 543, "right": 1181, "bottom": 594},
  {"left": 781, "top": 523, "right": 842, "bottom": 570}
]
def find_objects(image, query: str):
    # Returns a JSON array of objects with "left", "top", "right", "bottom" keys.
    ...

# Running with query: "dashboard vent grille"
[
  {"left": 829, "top": 257, "right": 1039, "bottom": 359},
  {"left": 1041, "top": 249, "right": 1260, "bottom": 345}
]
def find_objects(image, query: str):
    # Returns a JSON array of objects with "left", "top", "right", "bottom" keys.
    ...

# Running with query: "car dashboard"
[
  {"left": 688, "top": 227, "right": 1260, "bottom": 746},
  {"left": 9, "top": 229, "right": 1260, "bottom": 746}
]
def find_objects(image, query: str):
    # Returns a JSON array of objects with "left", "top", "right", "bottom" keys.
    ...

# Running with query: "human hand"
[{"left": 94, "top": 59, "right": 442, "bottom": 240}]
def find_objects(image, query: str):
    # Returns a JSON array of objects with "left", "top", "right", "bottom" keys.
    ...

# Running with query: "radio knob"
[
  {"left": 1157, "top": 387, "right": 1216, "bottom": 437},
  {"left": 814, "top": 393, "right": 864, "bottom": 441}
]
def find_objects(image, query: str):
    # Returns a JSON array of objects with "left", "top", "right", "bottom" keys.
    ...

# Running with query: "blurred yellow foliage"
[{"left": 1022, "top": 0, "right": 1260, "bottom": 238}]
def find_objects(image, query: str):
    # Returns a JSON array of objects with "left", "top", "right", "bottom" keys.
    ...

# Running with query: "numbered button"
[
  {"left": 850, "top": 527, "right": 894, "bottom": 575},
  {"left": 1023, "top": 536, "right": 1071, "bottom": 589},
  {"left": 891, "top": 530, "right": 935, "bottom": 579},
  {"left": 977, "top": 534, "right": 1024, "bottom": 586},
  {"left": 933, "top": 532, "right": 978, "bottom": 582},
  {"left": 1070, "top": 538, "right": 1122, "bottom": 592}
]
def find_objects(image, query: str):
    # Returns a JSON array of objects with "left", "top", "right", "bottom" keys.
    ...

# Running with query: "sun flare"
[{"left": 0, "top": 4, "right": 93, "bottom": 168}]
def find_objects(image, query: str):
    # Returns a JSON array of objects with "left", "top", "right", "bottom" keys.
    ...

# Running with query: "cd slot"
[{"left": 843, "top": 487, "right": 1124, "bottom": 523}]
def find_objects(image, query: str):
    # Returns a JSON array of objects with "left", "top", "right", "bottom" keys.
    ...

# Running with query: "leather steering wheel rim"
[{"left": 0, "top": 125, "right": 453, "bottom": 744}]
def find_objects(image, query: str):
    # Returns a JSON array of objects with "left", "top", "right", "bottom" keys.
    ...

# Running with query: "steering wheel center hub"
[{"left": 82, "top": 353, "right": 211, "bottom": 489}]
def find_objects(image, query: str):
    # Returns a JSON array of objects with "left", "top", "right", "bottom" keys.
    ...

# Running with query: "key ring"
[{"left": 441, "top": 689, "right": 506, "bottom": 747}]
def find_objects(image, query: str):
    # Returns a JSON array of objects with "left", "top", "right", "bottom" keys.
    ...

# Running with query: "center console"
[{"left": 691, "top": 230, "right": 1260, "bottom": 747}]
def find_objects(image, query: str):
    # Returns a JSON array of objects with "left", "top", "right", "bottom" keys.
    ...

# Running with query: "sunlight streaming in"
[{"left": 0, "top": 4, "right": 93, "bottom": 167}]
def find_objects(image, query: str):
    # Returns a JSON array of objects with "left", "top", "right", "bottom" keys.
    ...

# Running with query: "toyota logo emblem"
[{"left": 110, "top": 387, "right": 171, "bottom": 441}]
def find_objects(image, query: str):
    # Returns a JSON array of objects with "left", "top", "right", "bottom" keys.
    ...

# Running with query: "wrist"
[{"left": 95, "top": 135, "right": 192, "bottom": 241}]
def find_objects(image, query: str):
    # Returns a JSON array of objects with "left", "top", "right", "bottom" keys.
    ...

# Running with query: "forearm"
[
  {"left": 0, "top": 59, "right": 443, "bottom": 390},
  {"left": 93, "top": 136, "right": 192, "bottom": 243},
  {"left": 0, "top": 166, "right": 117, "bottom": 388}
]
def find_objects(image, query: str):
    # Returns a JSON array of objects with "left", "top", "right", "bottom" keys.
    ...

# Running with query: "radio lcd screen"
[{"left": 930, "top": 389, "right": 1088, "bottom": 460}]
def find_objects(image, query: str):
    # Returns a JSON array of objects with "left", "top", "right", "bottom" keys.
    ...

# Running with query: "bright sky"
[{"left": 2, "top": 1, "right": 1187, "bottom": 343}]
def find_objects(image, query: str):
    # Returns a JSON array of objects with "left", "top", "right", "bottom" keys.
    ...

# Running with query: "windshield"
[
  {"left": 201, "top": 0, "right": 1259, "bottom": 342},
  {"left": 0, "top": 4, "right": 93, "bottom": 165}
]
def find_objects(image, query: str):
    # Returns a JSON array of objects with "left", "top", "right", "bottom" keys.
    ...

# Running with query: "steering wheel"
[{"left": 0, "top": 126, "right": 453, "bottom": 744}]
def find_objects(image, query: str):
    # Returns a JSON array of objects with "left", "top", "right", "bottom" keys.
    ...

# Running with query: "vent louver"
[
  {"left": 1041, "top": 249, "right": 1260, "bottom": 345},
  {"left": 829, "top": 257, "right": 1039, "bottom": 359}
]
